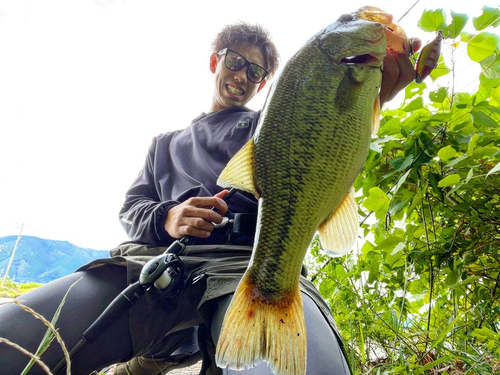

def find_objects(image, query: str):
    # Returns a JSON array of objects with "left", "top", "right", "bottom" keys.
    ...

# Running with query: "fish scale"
[{"left": 216, "top": 10, "right": 393, "bottom": 375}]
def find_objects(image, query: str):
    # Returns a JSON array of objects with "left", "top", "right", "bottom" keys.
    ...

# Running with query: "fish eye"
[{"left": 338, "top": 13, "right": 354, "bottom": 22}]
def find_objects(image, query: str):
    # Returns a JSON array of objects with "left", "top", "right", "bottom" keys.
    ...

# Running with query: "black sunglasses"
[{"left": 218, "top": 48, "right": 268, "bottom": 84}]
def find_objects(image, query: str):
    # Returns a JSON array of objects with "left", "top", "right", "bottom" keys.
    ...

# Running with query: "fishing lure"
[{"left": 415, "top": 30, "right": 444, "bottom": 83}]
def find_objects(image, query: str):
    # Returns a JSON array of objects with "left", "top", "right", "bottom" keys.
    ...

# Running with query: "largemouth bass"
[{"left": 216, "top": 8, "right": 406, "bottom": 375}]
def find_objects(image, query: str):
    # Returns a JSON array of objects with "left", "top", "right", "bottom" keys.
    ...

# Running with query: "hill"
[{"left": 0, "top": 235, "right": 110, "bottom": 283}]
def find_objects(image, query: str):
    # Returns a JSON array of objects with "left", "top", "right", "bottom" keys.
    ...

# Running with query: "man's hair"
[{"left": 211, "top": 22, "right": 279, "bottom": 79}]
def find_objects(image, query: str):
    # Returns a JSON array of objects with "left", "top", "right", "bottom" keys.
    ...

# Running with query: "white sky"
[{"left": 0, "top": 0, "right": 492, "bottom": 250}]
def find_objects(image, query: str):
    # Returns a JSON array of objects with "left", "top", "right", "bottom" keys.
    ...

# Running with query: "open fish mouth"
[{"left": 340, "top": 53, "right": 382, "bottom": 66}]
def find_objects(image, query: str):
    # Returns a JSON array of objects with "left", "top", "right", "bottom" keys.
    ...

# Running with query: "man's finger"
[
  {"left": 387, "top": 52, "right": 416, "bottom": 102},
  {"left": 184, "top": 206, "right": 223, "bottom": 224},
  {"left": 215, "top": 190, "right": 229, "bottom": 200},
  {"left": 410, "top": 38, "right": 422, "bottom": 54},
  {"left": 380, "top": 50, "right": 399, "bottom": 106},
  {"left": 187, "top": 196, "right": 228, "bottom": 214},
  {"left": 187, "top": 216, "right": 216, "bottom": 232}
]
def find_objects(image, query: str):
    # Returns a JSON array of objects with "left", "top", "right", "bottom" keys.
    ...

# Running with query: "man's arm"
[
  {"left": 119, "top": 137, "right": 228, "bottom": 245},
  {"left": 118, "top": 138, "right": 178, "bottom": 245}
]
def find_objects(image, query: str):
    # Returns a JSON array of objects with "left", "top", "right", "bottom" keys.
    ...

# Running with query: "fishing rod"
[{"left": 52, "top": 188, "right": 237, "bottom": 375}]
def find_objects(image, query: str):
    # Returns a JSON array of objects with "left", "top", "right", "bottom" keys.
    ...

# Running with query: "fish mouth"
[{"left": 340, "top": 53, "right": 382, "bottom": 66}]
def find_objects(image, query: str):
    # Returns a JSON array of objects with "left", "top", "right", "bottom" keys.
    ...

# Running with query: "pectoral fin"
[
  {"left": 319, "top": 187, "right": 359, "bottom": 256},
  {"left": 334, "top": 68, "right": 361, "bottom": 113},
  {"left": 217, "top": 138, "right": 260, "bottom": 198}
]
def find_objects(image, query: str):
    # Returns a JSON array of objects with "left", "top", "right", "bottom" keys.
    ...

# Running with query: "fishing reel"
[{"left": 140, "top": 252, "right": 185, "bottom": 299}]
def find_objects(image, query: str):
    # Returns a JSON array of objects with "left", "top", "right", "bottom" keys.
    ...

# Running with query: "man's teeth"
[{"left": 227, "top": 85, "right": 244, "bottom": 95}]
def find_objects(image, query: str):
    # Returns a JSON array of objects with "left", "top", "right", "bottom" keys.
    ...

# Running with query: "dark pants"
[
  {"left": 0, "top": 265, "right": 132, "bottom": 374},
  {"left": 0, "top": 264, "right": 351, "bottom": 374}
]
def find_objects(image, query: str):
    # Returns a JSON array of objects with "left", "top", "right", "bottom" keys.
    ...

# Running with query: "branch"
[{"left": 0, "top": 338, "right": 52, "bottom": 375}]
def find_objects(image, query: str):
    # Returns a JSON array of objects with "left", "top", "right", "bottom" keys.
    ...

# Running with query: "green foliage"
[
  {"left": 418, "top": 9, "right": 447, "bottom": 32},
  {"left": 473, "top": 6, "right": 500, "bottom": 30},
  {"left": 444, "top": 12, "right": 469, "bottom": 39},
  {"left": 309, "top": 5, "right": 500, "bottom": 374},
  {"left": 0, "top": 278, "right": 42, "bottom": 298},
  {"left": 21, "top": 278, "right": 81, "bottom": 375},
  {"left": 467, "top": 32, "right": 500, "bottom": 62}
]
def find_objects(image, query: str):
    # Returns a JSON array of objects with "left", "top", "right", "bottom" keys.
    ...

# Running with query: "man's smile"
[{"left": 226, "top": 83, "right": 245, "bottom": 96}]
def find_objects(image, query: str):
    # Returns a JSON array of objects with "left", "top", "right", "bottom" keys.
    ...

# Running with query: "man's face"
[{"left": 210, "top": 43, "right": 267, "bottom": 112}]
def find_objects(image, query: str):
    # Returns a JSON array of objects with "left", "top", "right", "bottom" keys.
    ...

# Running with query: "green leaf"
[
  {"left": 393, "top": 170, "right": 411, "bottom": 195},
  {"left": 491, "top": 86, "right": 500, "bottom": 106},
  {"left": 445, "top": 154, "right": 470, "bottom": 168},
  {"left": 487, "top": 161, "right": 500, "bottom": 176},
  {"left": 444, "top": 12, "right": 469, "bottom": 39},
  {"left": 467, "top": 32, "right": 500, "bottom": 62},
  {"left": 380, "top": 118, "right": 402, "bottom": 136},
  {"left": 465, "top": 168, "right": 474, "bottom": 184},
  {"left": 368, "top": 255, "right": 380, "bottom": 284},
  {"left": 458, "top": 275, "right": 481, "bottom": 286},
  {"left": 429, "top": 315, "right": 462, "bottom": 350},
  {"left": 405, "top": 81, "right": 426, "bottom": 101},
  {"left": 471, "top": 108, "right": 500, "bottom": 128},
  {"left": 473, "top": 326, "right": 500, "bottom": 340},
  {"left": 445, "top": 270, "right": 458, "bottom": 286},
  {"left": 417, "top": 356, "right": 452, "bottom": 373},
  {"left": 461, "top": 31, "right": 475, "bottom": 42},
  {"left": 336, "top": 264, "right": 346, "bottom": 279},
  {"left": 473, "top": 146, "right": 498, "bottom": 158},
  {"left": 363, "top": 187, "right": 391, "bottom": 218},
  {"left": 430, "top": 55, "right": 451, "bottom": 81},
  {"left": 479, "top": 74, "right": 500, "bottom": 89},
  {"left": 376, "top": 236, "right": 404, "bottom": 251},
  {"left": 404, "top": 97, "right": 424, "bottom": 112},
  {"left": 472, "top": 6, "right": 500, "bottom": 31},
  {"left": 361, "top": 241, "right": 375, "bottom": 254},
  {"left": 390, "top": 242, "right": 406, "bottom": 256},
  {"left": 438, "top": 174, "right": 460, "bottom": 187},
  {"left": 480, "top": 53, "right": 500, "bottom": 79},
  {"left": 388, "top": 199, "right": 409, "bottom": 217},
  {"left": 390, "top": 155, "right": 414, "bottom": 171},
  {"left": 418, "top": 9, "right": 447, "bottom": 32},
  {"left": 467, "top": 133, "right": 480, "bottom": 156},
  {"left": 429, "top": 173, "right": 444, "bottom": 201},
  {"left": 429, "top": 87, "right": 449, "bottom": 103},
  {"left": 438, "top": 145, "right": 459, "bottom": 161}
]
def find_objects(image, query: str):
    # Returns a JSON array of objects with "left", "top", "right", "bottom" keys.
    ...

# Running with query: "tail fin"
[{"left": 216, "top": 273, "right": 306, "bottom": 375}]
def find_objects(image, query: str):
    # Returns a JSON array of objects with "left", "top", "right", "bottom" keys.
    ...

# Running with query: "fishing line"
[{"left": 397, "top": 0, "right": 421, "bottom": 22}]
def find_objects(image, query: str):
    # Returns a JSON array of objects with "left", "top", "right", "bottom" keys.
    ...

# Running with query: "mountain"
[{"left": 0, "top": 235, "right": 110, "bottom": 284}]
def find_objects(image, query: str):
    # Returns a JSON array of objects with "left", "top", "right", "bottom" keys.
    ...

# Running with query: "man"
[{"left": 0, "top": 21, "right": 420, "bottom": 375}]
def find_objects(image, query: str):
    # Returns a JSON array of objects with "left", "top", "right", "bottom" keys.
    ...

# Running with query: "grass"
[{"left": 0, "top": 278, "right": 43, "bottom": 299}]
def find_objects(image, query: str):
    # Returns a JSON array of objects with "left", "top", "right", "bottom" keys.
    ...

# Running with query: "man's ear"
[
  {"left": 257, "top": 79, "right": 267, "bottom": 93},
  {"left": 209, "top": 53, "right": 218, "bottom": 74}
]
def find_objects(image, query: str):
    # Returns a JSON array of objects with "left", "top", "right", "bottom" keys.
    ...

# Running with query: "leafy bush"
[{"left": 310, "top": 5, "right": 500, "bottom": 374}]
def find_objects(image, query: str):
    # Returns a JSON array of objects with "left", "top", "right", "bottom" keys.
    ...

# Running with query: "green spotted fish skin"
[{"left": 217, "top": 11, "right": 388, "bottom": 375}]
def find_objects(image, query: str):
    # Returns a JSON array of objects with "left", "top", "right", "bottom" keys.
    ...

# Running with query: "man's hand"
[
  {"left": 380, "top": 38, "right": 422, "bottom": 106},
  {"left": 165, "top": 190, "right": 229, "bottom": 239}
]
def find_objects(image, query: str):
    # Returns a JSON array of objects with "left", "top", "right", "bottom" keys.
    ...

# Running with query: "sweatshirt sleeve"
[{"left": 119, "top": 136, "right": 179, "bottom": 245}]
